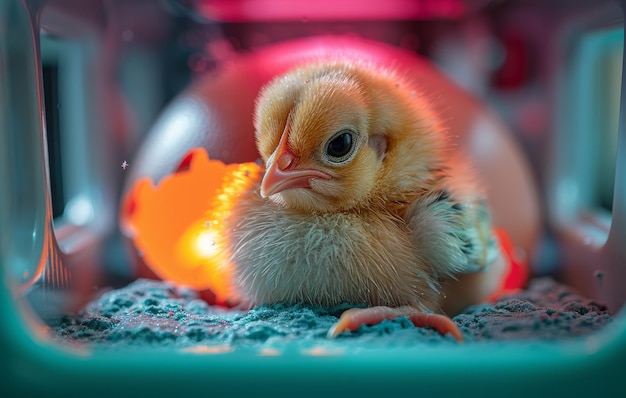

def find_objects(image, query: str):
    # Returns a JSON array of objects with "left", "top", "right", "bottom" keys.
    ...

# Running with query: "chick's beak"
[{"left": 260, "top": 150, "right": 332, "bottom": 198}]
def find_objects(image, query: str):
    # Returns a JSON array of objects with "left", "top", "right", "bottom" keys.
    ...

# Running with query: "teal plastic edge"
[
  {"left": 2, "top": 274, "right": 626, "bottom": 398},
  {"left": 1, "top": 0, "right": 625, "bottom": 396}
]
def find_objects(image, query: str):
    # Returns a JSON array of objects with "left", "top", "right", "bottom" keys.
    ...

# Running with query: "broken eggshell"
[{"left": 120, "top": 148, "right": 261, "bottom": 305}]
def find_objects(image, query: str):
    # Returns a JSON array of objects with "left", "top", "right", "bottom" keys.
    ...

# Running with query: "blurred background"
[{"left": 1, "top": 0, "right": 623, "bottom": 320}]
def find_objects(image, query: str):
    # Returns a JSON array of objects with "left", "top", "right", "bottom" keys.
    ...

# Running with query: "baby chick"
[{"left": 225, "top": 60, "right": 502, "bottom": 341}]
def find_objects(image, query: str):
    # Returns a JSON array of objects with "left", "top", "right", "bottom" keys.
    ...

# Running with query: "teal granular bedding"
[{"left": 52, "top": 277, "right": 612, "bottom": 352}]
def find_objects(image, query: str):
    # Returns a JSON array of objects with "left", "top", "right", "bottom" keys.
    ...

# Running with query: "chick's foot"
[{"left": 327, "top": 305, "right": 464, "bottom": 342}]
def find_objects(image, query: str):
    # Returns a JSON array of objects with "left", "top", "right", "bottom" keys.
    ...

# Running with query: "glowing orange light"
[
  {"left": 180, "top": 345, "right": 233, "bottom": 354},
  {"left": 120, "top": 148, "right": 262, "bottom": 304},
  {"left": 258, "top": 348, "right": 281, "bottom": 356},
  {"left": 303, "top": 346, "right": 344, "bottom": 356}
]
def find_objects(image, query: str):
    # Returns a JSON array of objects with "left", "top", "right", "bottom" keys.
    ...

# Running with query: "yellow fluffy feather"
[{"left": 225, "top": 60, "right": 502, "bottom": 340}]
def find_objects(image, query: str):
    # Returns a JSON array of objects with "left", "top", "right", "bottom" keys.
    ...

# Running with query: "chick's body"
[
  {"left": 225, "top": 60, "right": 499, "bottom": 328},
  {"left": 228, "top": 193, "right": 439, "bottom": 310}
]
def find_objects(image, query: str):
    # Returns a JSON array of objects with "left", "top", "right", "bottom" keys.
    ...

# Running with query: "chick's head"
[{"left": 254, "top": 61, "right": 443, "bottom": 213}]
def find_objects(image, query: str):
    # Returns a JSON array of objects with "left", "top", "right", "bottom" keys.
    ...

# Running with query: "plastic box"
[{"left": 1, "top": 0, "right": 625, "bottom": 396}]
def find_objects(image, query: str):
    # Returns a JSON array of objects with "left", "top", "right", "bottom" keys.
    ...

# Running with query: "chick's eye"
[{"left": 325, "top": 130, "right": 354, "bottom": 161}]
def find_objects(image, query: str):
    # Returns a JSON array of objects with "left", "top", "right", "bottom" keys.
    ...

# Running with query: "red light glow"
[{"left": 195, "top": 0, "right": 465, "bottom": 22}]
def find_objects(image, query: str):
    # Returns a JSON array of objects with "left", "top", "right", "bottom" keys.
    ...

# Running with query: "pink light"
[{"left": 195, "top": 0, "right": 465, "bottom": 22}]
